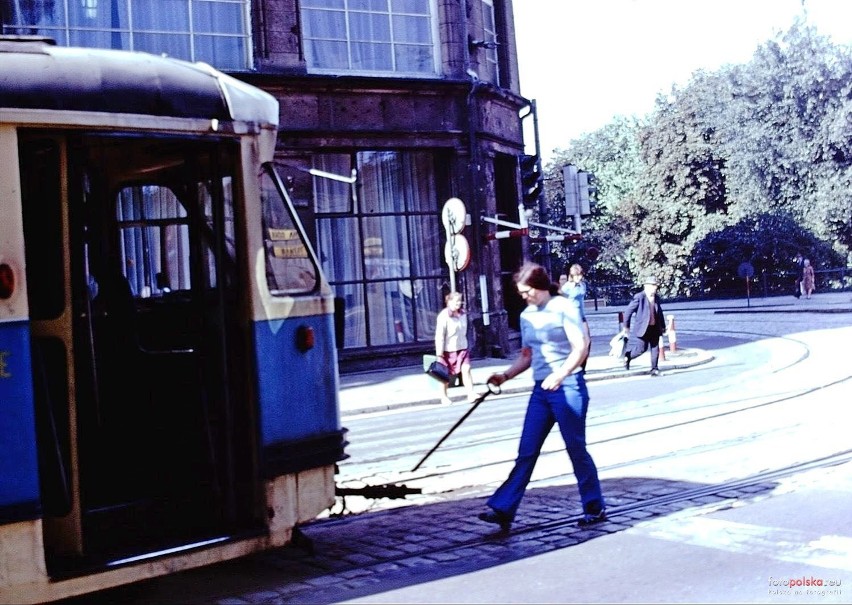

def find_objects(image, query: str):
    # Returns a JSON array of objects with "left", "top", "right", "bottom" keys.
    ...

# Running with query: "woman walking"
[
  {"left": 435, "top": 291, "right": 477, "bottom": 404},
  {"left": 479, "top": 263, "right": 605, "bottom": 530},
  {"left": 802, "top": 259, "right": 815, "bottom": 299}
]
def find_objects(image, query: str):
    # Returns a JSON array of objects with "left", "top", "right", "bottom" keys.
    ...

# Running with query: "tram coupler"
[{"left": 336, "top": 483, "right": 422, "bottom": 500}]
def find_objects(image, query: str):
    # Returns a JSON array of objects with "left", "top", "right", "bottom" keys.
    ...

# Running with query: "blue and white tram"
[{"left": 0, "top": 36, "right": 346, "bottom": 603}]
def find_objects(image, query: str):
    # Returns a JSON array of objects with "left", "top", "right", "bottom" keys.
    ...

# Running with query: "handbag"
[{"left": 425, "top": 360, "right": 451, "bottom": 384}]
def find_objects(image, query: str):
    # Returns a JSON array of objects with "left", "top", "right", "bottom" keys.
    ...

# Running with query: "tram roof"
[{"left": 0, "top": 36, "right": 278, "bottom": 128}]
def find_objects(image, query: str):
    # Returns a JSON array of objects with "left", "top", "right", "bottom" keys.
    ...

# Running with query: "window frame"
[
  {"left": 300, "top": 0, "right": 442, "bottom": 78},
  {"left": 0, "top": 0, "right": 253, "bottom": 71}
]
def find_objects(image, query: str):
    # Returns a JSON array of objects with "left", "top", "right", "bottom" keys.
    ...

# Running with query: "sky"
[{"left": 513, "top": 0, "right": 852, "bottom": 162}]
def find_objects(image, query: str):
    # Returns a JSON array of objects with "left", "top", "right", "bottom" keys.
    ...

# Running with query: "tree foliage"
[{"left": 542, "top": 17, "right": 852, "bottom": 296}]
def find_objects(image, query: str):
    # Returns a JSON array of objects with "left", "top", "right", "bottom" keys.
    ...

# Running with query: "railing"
[{"left": 588, "top": 266, "right": 852, "bottom": 308}]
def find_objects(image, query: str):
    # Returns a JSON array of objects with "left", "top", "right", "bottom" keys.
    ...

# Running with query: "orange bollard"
[
  {"left": 667, "top": 314, "right": 677, "bottom": 352},
  {"left": 658, "top": 341, "right": 666, "bottom": 362}
]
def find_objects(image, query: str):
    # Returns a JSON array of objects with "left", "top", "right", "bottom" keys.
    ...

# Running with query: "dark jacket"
[{"left": 624, "top": 292, "right": 666, "bottom": 339}]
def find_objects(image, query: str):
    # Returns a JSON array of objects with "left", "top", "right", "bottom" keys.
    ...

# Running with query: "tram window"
[
  {"left": 116, "top": 185, "right": 192, "bottom": 297},
  {"left": 115, "top": 175, "right": 236, "bottom": 297},
  {"left": 19, "top": 138, "right": 65, "bottom": 320},
  {"left": 261, "top": 167, "right": 319, "bottom": 295}
]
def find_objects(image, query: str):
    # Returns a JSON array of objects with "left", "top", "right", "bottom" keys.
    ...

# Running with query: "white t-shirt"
[{"left": 521, "top": 295, "right": 584, "bottom": 381}]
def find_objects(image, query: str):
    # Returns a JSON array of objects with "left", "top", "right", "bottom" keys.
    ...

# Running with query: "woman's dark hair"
[{"left": 514, "top": 262, "right": 558, "bottom": 295}]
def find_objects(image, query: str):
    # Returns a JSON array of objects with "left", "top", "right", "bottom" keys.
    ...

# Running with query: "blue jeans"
[{"left": 487, "top": 373, "right": 603, "bottom": 519}]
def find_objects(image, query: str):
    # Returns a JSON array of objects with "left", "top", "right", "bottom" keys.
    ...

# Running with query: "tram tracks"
[
  {"left": 336, "top": 322, "right": 851, "bottom": 525},
  {"left": 305, "top": 450, "right": 852, "bottom": 581},
  {"left": 340, "top": 358, "right": 852, "bottom": 497}
]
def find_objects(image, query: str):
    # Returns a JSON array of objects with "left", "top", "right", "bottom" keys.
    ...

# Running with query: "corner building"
[{"left": 1, "top": 0, "right": 529, "bottom": 371}]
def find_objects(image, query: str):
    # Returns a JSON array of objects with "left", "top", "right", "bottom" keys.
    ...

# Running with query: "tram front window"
[{"left": 260, "top": 166, "right": 319, "bottom": 295}]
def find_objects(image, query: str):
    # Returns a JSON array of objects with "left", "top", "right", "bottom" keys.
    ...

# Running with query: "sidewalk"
[
  {"left": 338, "top": 290, "right": 852, "bottom": 417},
  {"left": 338, "top": 347, "right": 713, "bottom": 417}
]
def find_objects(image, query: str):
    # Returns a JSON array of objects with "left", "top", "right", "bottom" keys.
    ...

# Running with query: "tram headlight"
[
  {"left": 0, "top": 264, "right": 15, "bottom": 300},
  {"left": 296, "top": 325, "right": 315, "bottom": 352}
]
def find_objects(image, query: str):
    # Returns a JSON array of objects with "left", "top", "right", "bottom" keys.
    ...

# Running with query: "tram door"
[{"left": 20, "top": 132, "right": 258, "bottom": 566}]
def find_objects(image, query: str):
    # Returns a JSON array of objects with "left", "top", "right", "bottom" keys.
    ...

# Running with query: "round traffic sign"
[
  {"left": 737, "top": 262, "right": 755, "bottom": 279},
  {"left": 444, "top": 233, "right": 471, "bottom": 271},
  {"left": 441, "top": 197, "right": 466, "bottom": 235}
]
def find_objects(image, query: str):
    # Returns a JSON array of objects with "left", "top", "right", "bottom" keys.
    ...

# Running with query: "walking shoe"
[
  {"left": 478, "top": 509, "right": 512, "bottom": 531},
  {"left": 577, "top": 509, "right": 607, "bottom": 527},
  {"left": 649, "top": 369, "right": 660, "bottom": 376}
]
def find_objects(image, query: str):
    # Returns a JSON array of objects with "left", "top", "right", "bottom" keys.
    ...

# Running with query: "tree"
[
  {"left": 722, "top": 20, "right": 852, "bottom": 252},
  {"left": 541, "top": 18, "right": 852, "bottom": 298},
  {"left": 688, "top": 213, "right": 844, "bottom": 295},
  {"left": 543, "top": 116, "right": 643, "bottom": 285}
]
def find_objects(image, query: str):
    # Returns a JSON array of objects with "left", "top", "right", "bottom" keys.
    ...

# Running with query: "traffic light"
[
  {"left": 519, "top": 154, "right": 543, "bottom": 208},
  {"left": 563, "top": 164, "right": 579, "bottom": 215},
  {"left": 577, "top": 171, "right": 596, "bottom": 216}
]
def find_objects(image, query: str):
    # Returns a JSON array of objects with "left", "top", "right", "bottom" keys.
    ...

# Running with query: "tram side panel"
[
  {"left": 247, "top": 166, "right": 346, "bottom": 541},
  {"left": 0, "top": 125, "right": 48, "bottom": 592}
]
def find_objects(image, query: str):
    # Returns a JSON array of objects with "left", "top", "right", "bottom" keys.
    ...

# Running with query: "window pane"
[
  {"left": 363, "top": 216, "right": 409, "bottom": 280},
  {"left": 134, "top": 32, "right": 191, "bottom": 60},
  {"left": 261, "top": 168, "right": 319, "bottom": 295},
  {"left": 301, "top": 8, "right": 346, "bottom": 40},
  {"left": 337, "top": 284, "right": 366, "bottom": 348},
  {"left": 402, "top": 153, "right": 437, "bottom": 211},
  {"left": 18, "top": 137, "right": 65, "bottom": 320},
  {"left": 351, "top": 0, "right": 389, "bottom": 10},
  {"left": 392, "top": 0, "right": 429, "bottom": 13},
  {"left": 195, "top": 35, "right": 246, "bottom": 70},
  {"left": 313, "top": 155, "right": 354, "bottom": 214},
  {"left": 70, "top": 0, "right": 129, "bottom": 29},
  {"left": 116, "top": 185, "right": 190, "bottom": 297},
  {"left": 350, "top": 41, "right": 392, "bottom": 71},
  {"left": 317, "top": 217, "right": 362, "bottom": 282},
  {"left": 193, "top": 3, "right": 244, "bottom": 34},
  {"left": 392, "top": 15, "right": 430, "bottom": 43},
  {"left": 304, "top": 40, "right": 349, "bottom": 70},
  {"left": 367, "top": 281, "right": 409, "bottom": 345},
  {"left": 350, "top": 12, "right": 390, "bottom": 42},
  {"left": 302, "top": 0, "right": 345, "bottom": 7},
  {"left": 413, "top": 277, "right": 443, "bottom": 342},
  {"left": 132, "top": 0, "right": 189, "bottom": 31},
  {"left": 70, "top": 29, "right": 130, "bottom": 50},
  {"left": 394, "top": 44, "right": 433, "bottom": 73},
  {"left": 359, "top": 152, "right": 403, "bottom": 214},
  {"left": 2, "top": 1, "right": 65, "bottom": 27},
  {"left": 3, "top": 24, "right": 66, "bottom": 42}
]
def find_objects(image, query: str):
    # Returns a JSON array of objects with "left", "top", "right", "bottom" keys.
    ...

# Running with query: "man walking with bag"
[{"left": 621, "top": 275, "right": 667, "bottom": 376}]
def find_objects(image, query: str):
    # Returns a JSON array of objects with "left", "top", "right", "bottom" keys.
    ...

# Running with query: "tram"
[{"left": 0, "top": 36, "right": 346, "bottom": 603}]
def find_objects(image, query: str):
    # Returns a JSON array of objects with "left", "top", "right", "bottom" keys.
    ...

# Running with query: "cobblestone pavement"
[{"left": 119, "top": 471, "right": 800, "bottom": 604}]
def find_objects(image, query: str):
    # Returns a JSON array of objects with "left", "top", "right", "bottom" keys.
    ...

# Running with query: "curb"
[{"left": 339, "top": 349, "right": 715, "bottom": 417}]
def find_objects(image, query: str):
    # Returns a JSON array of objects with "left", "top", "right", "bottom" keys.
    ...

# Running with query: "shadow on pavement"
[{"left": 81, "top": 476, "right": 777, "bottom": 604}]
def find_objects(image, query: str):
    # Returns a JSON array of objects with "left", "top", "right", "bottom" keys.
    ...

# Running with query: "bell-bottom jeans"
[{"left": 487, "top": 372, "right": 603, "bottom": 519}]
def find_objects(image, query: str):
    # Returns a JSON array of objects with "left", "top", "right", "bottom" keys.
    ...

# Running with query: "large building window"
[
  {"left": 314, "top": 151, "right": 446, "bottom": 349},
  {"left": 0, "top": 0, "right": 251, "bottom": 70},
  {"left": 480, "top": 0, "right": 499, "bottom": 83},
  {"left": 301, "top": 0, "right": 439, "bottom": 76}
]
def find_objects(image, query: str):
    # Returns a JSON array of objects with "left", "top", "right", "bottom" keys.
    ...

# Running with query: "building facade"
[{"left": 1, "top": 0, "right": 531, "bottom": 371}]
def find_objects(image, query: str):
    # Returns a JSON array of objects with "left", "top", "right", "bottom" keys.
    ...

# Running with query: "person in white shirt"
[{"left": 480, "top": 263, "right": 605, "bottom": 530}]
